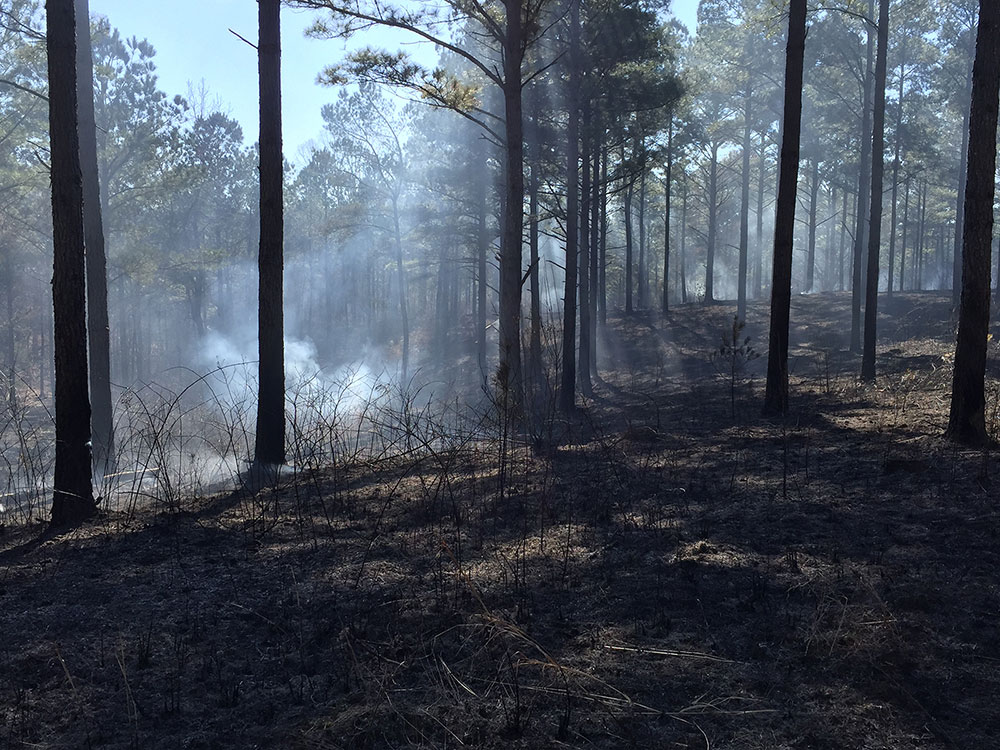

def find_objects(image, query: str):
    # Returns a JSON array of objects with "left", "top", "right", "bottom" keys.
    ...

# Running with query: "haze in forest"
[{"left": 1, "top": 0, "right": 996, "bottom": 521}]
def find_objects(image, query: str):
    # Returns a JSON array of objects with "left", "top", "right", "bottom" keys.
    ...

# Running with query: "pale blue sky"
[{"left": 87, "top": 0, "right": 699, "bottom": 162}]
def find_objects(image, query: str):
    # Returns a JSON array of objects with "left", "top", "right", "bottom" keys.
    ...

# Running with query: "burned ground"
[{"left": 2, "top": 292, "right": 999, "bottom": 749}]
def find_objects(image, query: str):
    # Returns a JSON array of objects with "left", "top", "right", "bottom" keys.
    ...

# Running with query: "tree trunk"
[
  {"left": 624, "top": 169, "right": 634, "bottom": 315},
  {"left": 706, "top": 142, "right": 719, "bottom": 303},
  {"left": 953, "top": 41, "right": 975, "bottom": 307},
  {"left": 255, "top": 0, "right": 286, "bottom": 466},
  {"left": 579, "top": 100, "right": 593, "bottom": 397},
  {"left": 763, "top": 0, "right": 806, "bottom": 417},
  {"left": 47, "top": 0, "right": 96, "bottom": 527},
  {"left": 589, "top": 126, "right": 600, "bottom": 373},
  {"left": 806, "top": 157, "right": 819, "bottom": 292},
  {"left": 528, "top": 112, "right": 542, "bottom": 398},
  {"left": 498, "top": 0, "right": 525, "bottom": 402},
  {"left": 663, "top": 114, "right": 673, "bottom": 314},
  {"left": 887, "top": 43, "right": 906, "bottom": 299},
  {"left": 900, "top": 173, "right": 910, "bottom": 291},
  {"left": 477, "top": 137, "right": 489, "bottom": 378},
  {"left": 4, "top": 248, "right": 15, "bottom": 410},
  {"left": 624, "top": 174, "right": 634, "bottom": 314},
  {"left": 861, "top": 0, "right": 889, "bottom": 382},
  {"left": 638, "top": 167, "right": 647, "bottom": 309},
  {"left": 559, "top": 0, "right": 580, "bottom": 413},
  {"left": 917, "top": 178, "right": 927, "bottom": 290},
  {"left": 599, "top": 145, "right": 609, "bottom": 325},
  {"left": 754, "top": 129, "right": 766, "bottom": 299},
  {"left": 738, "top": 82, "right": 752, "bottom": 321},
  {"left": 839, "top": 187, "right": 849, "bottom": 290},
  {"left": 392, "top": 197, "right": 409, "bottom": 383},
  {"left": 851, "top": 0, "right": 875, "bottom": 353},
  {"left": 949, "top": 0, "right": 999, "bottom": 445},
  {"left": 74, "top": 0, "right": 114, "bottom": 476},
  {"left": 826, "top": 184, "right": 837, "bottom": 290},
  {"left": 680, "top": 176, "right": 689, "bottom": 303}
]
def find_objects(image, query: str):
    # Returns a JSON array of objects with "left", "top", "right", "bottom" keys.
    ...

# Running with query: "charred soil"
[{"left": 2, "top": 292, "right": 999, "bottom": 749}]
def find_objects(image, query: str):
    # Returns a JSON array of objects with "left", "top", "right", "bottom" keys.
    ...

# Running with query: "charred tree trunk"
[
  {"left": 255, "top": 0, "right": 286, "bottom": 466},
  {"left": 392, "top": 197, "right": 409, "bottom": 383},
  {"left": 663, "top": 114, "right": 673, "bottom": 314},
  {"left": 839, "top": 187, "right": 849, "bottom": 290},
  {"left": 680, "top": 176, "right": 689, "bottom": 304},
  {"left": 638, "top": 168, "right": 647, "bottom": 309},
  {"left": 477, "top": 137, "right": 489, "bottom": 379},
  {"left": 754, "top": 130, "right": 767, "bottom": 299},
  {"left": 559, "top": 0, "right": 580, "bottom": 413},
  {"left": 528, "top": 135, "right": 542, "bottom": 398},
  {"left": 75, "top": 0, "right": 113, "bottom": 476},
  {"left": 887, "top": 44, "right": 906, "bottom": 299},
  {"left": 738, "top": 82, "right": 752, "bottom": 321},
  {"left": 900, "top": 173, "right": 910, "bottom": 291},
  {"left": 624, "top": 173, "right": 634, "bottom": 314},
  {"left": 851, "top": 0, "right": 875, "bottom": 353},
  {"left": 861, "top": 0, "right": 889, "bottom": 382},
  {"left": 917, "top": 178, "right": 927, "bottom": 290},
  {"left": 3, "top": 247, "right": 15, "bottom": 409},
  {"left": 948, "top": 0, "right": 999, "bottom": 445},
  {"left": 953, "top": 40, "right": 975, "bottom": 307},
  {"left": 579, "top": 100, "right": 593, "bottom": 397},
  {"left": 706, "top": 142, "right": 719, "bottom": 304},
  {"left": 47, "top": 0, "right": 96, "bottom": 527},
  {"left": 498, "top": 0, "right": 525, "bottom": 403},
  {"left": 806, "top": 157, "right": 820, "bottom": 292},
  {"left": 589, "top": 124, "right": 600, "bottom": 373},
  {"left": 599, "top": 145, "right": 608, "bottom": 325},
  {"left": 527, "top": 86, "right": 543, "bottom": 399},
  {"left": 826, "top": 184, "right": 837, "bottom": 290},
  {"left": 763, "top": 0, "right": 807, "bottom": 417}
]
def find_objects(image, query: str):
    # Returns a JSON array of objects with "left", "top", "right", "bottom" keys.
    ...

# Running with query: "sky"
[{"left": 87, "top": 0, "right": 700, "bottom": 163}]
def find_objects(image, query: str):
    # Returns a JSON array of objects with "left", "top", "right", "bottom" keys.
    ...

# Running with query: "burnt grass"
[{"left": 3, "top": 291, "right": 1000, "bottom": 749}]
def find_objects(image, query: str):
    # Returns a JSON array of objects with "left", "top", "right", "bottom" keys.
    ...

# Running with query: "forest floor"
[{"left": 3, "top": 291, "right": 1000, "bottom": 749}]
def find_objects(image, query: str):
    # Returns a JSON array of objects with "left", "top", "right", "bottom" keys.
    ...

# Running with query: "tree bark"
[
  {"left": 851, "top": 0, "right": 875, "bottom": 353},
  {"left": 887, "top": 42, "right": 906, "bottom": 299},
  {"left": 579, "top": 99, "right": 593, "bottom": 397},
  {"left": 528, "top": 109, "right": 542, "bottom": 398},
  {"left": 948, "top": 0, "right": 999, "bottom": 445},
  {"left": 953, "top": 39, "right": 975, "bottom": 307},
  {"left": 806, "top": 157, "right": 819, "bottom": 292},
  {"left": 637, "top": 167, "right": 647, "bottom": 309},
  {"left": 255, "top": 0, "right": 286, "bottom": 465},
  {"left": 763, "top": 0, "right": 806, "bottom": 417},
  {"left": 589, "top": 124, "right": 600, "bottom": 373},
  {"left": 3, "top": 248, "right": 14, "bottom": 410},
  {"left": 392, "top": 197, "right": 409, "bottom": 383},
  {"left": 599, "top": 145, "right": 608, "bottom": 324},
  {"left": 861, "top": 0, "right": 889, "bottom": 382},
  {"left": 754, "top": 129, "right": 766, "bottom": 299},
  {"left": 75, "top": 0, "right": 114, "bottom": 476},
  {"left": 477, "top": 136, "right": 489, "bottom": 379},
  {"left": 738, "top": 82, "right": 752, "bottom": 321},
  {"left": 705, "top": 142, "right": 719, "bottom": 304},
  {"left": 680, "top": 176, "right": 689, "bottom": 303},
  {"left": 624, "top": 168, "right": 634, "bottom": 314},
  {"left": 47, "top": 0, "right": 96, "bottom": 527},
  {"left": 559, "top": 0, "right": 580, "bottom": 413},
  {"left": 663, "top": 113, "right": 673, "bottom": 314},
  {"left": 498, "top": 0, "right": 525, "bottom": 403},
  {"left": 899, "top": 172, "right": 910, "bottom": 291}
]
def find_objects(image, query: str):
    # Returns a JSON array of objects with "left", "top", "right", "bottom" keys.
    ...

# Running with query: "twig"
[
  {"left": 604, "top": 644, "right": 740, "bottom": 664},
  {"left": 228, "top": 28, "right": 257, "bottom": 50}
]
